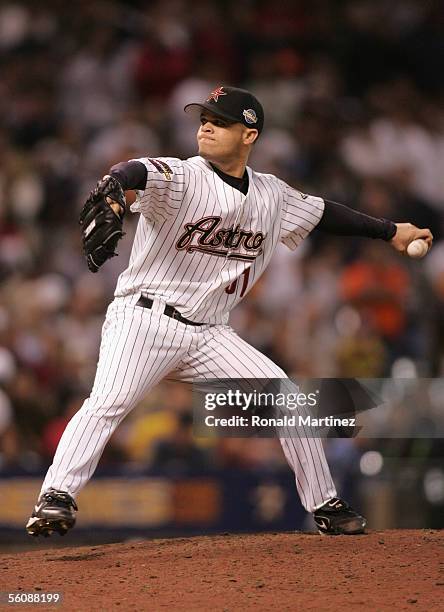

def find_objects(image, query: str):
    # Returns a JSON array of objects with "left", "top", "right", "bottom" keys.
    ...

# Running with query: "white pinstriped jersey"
[
  {"left": 114, "top": 155, "right": 325, "bottom": 324},
  {"left": 42, "top": 156, "right": 338, "bottom": 511}
]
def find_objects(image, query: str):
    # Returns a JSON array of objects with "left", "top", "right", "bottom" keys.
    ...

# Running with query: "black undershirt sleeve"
[
  {"left": 109, "top": 161, "right": 148, "bottom": 191},
  {"left": 317, "top": 199, "right": 397, "bottom": 241}
]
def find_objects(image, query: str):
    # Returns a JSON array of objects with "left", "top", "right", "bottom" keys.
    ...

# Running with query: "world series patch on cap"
[{"left": 184, "top": 85, "right": 265, "bottom": 134}]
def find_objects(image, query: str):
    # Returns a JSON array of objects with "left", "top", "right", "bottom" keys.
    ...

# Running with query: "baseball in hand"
[{"left": 407, "top": 239, "right": 429, "bottom": 259}]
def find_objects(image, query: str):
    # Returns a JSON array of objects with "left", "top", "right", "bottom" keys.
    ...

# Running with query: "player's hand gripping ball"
[
  {"left": 79, "top": 175, "right": 126, "bottom": 273},
  {"left": 407, "top": 239, "right": 429, "bottom": 259}
]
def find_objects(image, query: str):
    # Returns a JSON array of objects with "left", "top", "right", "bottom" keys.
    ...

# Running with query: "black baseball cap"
[{"left": 184, "top": 86, "right": 264, "bottom": 134}]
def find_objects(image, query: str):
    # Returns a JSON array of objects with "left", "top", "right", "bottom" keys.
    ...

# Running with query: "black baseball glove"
[{"left": 79, "top": 175, "right": 126, "bottom": 273}]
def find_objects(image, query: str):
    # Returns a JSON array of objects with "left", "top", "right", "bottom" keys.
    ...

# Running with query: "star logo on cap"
[{"left": 207, "top": 86, "right": 227, "bottom": 103}]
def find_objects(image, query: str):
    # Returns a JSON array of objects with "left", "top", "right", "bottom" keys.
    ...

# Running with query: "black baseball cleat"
[
  {"left": 26, "top": 489, "right": 78, "bottom": 537},
  {"left": 313, "top": 497, "right": 366, "bottom": 535}
]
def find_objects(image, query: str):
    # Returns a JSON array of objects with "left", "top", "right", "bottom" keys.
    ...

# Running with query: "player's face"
[{"left": 197, "top": 111, "right": 257, "bottom": 163}]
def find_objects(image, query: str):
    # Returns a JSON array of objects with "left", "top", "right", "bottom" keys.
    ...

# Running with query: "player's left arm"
[{"left": 317, "top": 199, "right": 433, "bottom": 254}]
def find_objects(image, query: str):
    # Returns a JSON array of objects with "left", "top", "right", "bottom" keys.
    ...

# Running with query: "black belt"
[{"left": 136, "top": 295, "right": 204, "bottom": 327}]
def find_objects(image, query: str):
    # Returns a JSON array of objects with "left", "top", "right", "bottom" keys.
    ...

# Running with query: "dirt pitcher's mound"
[{"left": 1, "top": 530, "right": 443, "bottom": 611}]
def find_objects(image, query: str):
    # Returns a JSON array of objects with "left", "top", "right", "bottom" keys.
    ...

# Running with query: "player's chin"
[{"left": 198, "top": 141, "right": 218, "bottom": 158}]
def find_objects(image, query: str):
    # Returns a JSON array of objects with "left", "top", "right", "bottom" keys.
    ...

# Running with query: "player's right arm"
[
  {"left": 109, "top": 157, "right": 186, "bottom": 221},
  {"left": 105, "top": 160, "right": 145, "bottom": 213},
  {"left": 109, "top": 160, "right": 147, "bottom": 191}
]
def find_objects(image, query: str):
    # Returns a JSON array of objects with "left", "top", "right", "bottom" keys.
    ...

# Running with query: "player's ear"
[{"left": 243, "top": 128, "right": 259, "bottom": 146}]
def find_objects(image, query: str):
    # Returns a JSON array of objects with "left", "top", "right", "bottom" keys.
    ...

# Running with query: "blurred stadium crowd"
[{"left": 0, "top": 0, "right": 443, "bottom": 514}]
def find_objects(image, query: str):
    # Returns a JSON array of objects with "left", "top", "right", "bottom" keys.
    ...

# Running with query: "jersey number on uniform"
[{"left": 225, "top": 268, "right": 250, "bottom": 297}]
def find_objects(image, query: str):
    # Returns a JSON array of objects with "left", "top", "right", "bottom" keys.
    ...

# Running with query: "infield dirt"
[{"left": 1, "top": 530, "right": 443, "bottom": 611}]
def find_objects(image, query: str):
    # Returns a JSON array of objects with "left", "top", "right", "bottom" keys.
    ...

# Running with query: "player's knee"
[{"left": 82, "top": 392, "right": 134, "bottom": 419}]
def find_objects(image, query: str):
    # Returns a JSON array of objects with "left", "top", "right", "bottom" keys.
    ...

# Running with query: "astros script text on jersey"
[{"left": 115, "top": 156, "right": 324, "bottom": 323}]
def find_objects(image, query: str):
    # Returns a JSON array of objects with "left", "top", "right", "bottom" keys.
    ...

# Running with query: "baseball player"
[{"left": 26, "top": 86, "right": 432, "bottom": 537}]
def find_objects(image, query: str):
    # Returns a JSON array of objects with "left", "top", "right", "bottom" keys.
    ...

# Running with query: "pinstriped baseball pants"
[{"left": 42, "top": 295, "right": 337, "bottom": 512}]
